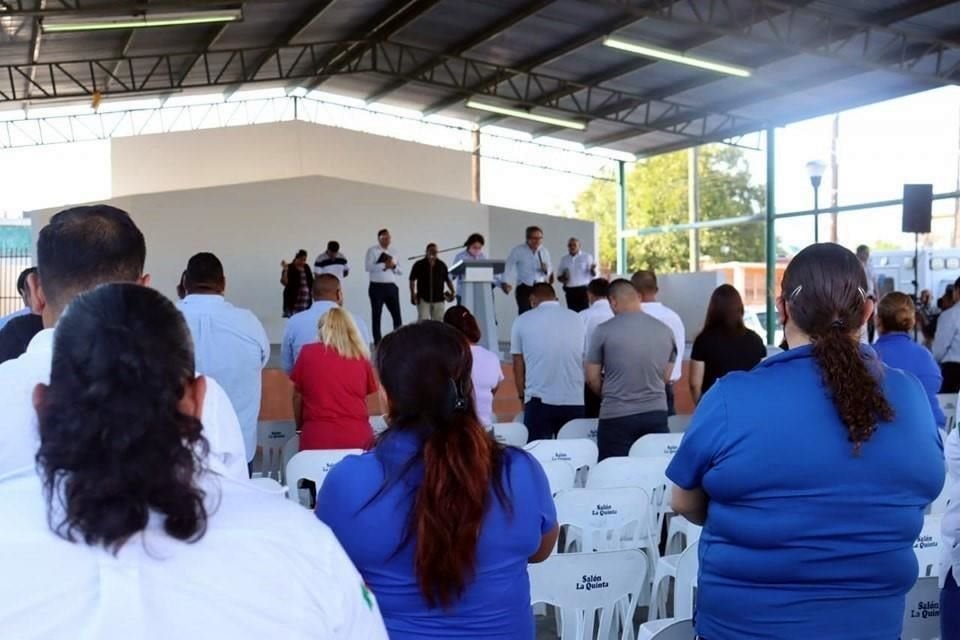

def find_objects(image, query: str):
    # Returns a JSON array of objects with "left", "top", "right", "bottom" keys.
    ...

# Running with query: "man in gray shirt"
[{"left": 586, "top": 279, "right": 676, "bottom": 459}]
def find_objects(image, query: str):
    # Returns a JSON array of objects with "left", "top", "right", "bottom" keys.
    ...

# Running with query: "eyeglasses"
[{"left": 528, "top": 235, "right": 543, "bottom": 241}]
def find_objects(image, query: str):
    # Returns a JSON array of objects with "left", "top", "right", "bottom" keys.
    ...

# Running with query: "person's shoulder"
[{"left": 3, "top": 313, "right": 40, "bottom": 333}]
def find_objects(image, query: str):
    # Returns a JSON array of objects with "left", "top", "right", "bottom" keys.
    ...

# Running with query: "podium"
[{"left": 450, "top": 259, "right": 505, "bottom": 354}]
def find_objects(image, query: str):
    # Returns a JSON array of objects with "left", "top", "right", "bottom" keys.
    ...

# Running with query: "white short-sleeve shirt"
[
  {"left": 470, "top": 344, "right": 503, "bottom": 426},
  {"left": 510, "top": 301, "right": 584, "bottom": 405},
  {"left": 642, "top": 301, "right": 686, "bottom": 382},
  {"left": 558, "top": 252, "right": 595, "bottom": 288}
]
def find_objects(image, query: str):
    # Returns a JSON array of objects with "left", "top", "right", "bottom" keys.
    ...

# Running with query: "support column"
[
  {"left": 616, "top": 159, "right": 627, "bottom": 275},
  {"left": 765, "top": 127, "right": 777, "bottom": 346},
  {"left": 471, "top": 128, "right": 481, "bottom": 203},
  {"left": 688, "top": 146, "right": 700, "bottom": 272},
  {"left": 829, "top": 113, "right": 839, "bottom": 243}
]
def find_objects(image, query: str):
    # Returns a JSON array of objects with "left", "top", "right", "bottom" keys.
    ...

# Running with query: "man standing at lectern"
[
  {"left": 504, "top": 225, "right": 553, "bottom": 315},
  {"left": 365, "top": 228, "right": 402, "bottom": 345}
]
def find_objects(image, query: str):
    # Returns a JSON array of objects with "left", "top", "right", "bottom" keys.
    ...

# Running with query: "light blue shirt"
[
  {"left": 0, "top": 308, "right": 29, "bottom": 332},
  {"left": 510, "top": 300, "right": 584, "bottom": 405},
  {"left": 281, "top": 300, "right": 372, "bottom": 374},
  {"left": 505, "top": 243, "right": 552, "bottom": 287},
  {"left": 177, "top": 295, "right": 269, "bottom": 463}
]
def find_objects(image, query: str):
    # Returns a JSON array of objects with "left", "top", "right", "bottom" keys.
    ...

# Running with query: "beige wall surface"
[{"left": 111, "top": 120, "right": 472, "bottom": 202}]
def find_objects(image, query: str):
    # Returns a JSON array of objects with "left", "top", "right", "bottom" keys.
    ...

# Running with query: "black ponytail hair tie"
[{"left": 830, "top": 319, "right": 845, "bottom": 330}]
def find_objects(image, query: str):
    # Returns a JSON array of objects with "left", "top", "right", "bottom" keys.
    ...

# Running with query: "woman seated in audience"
[
  {"left": 291, "top": 307, "right": 377, "bottom": 450},
  {"left": 0, "top": 283, "right": 386, "bottom": 639},
  {"left": 316, "top": 322, "right": 558, "bottom": 639},
  {"left": 873, "top": 291, "right": 946, "bottom": 429},
  {"left": 668, "top": 244, "right": 944, "bottom": 640},
  {"left": 688, "top": 284, "right": 767, "bottom": 405},
  {"left": 444, "top": 305, "right": 503, "bottom": 426}
]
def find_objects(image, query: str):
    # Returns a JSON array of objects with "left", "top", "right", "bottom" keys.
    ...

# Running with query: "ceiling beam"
[
  {"left": 364, "top": 0, "right": 556, "bottom": 104},
  {"left": 21, "top": 0, "right": 43, "bottom": 101},
  {"left": 0, "top": 0, "right": 238, "bottom": 17}
]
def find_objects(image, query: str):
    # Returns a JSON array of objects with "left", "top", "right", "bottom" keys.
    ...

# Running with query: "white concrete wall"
[
  {"left": 656, "top": 271, "right": 726, "bottom": 342},
  {"left": 110, "top": 120, "right": 472, "bottom": 201},
  {"left": 30, "top": 176, "right": 593, "bottom": 346},
  {"left": 488, "top": 207, "right": 596, "bottom": 343}
]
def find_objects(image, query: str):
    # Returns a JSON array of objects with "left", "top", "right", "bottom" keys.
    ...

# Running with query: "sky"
[{"left": 0, "top": 84, "right": 959, "bottom": 258}]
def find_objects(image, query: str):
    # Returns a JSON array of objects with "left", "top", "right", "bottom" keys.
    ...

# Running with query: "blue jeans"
[
  {"left": 944, "top": 569, "right": 960, "bottom": 640},
  {"left": 524, "top": 398, "right": 584, "bottom": 442},
  {"left": 597, "top": 411, "right": 669, "bottom": 460}
]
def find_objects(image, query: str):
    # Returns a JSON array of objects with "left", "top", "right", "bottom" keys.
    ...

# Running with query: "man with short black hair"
[
  {"left": 315, "top": 240, "right": 350, "bottom": 280},
  {"left": 409, "top": 243, "right": 455, "bottom": 321},
  {"left": 0, "top": 267, "right": 36, "bottom": 331},
  {"left": 0, "top": 267, "right": 42, "bottom": 363},
  {"left": 511, "top": 282, "right": 584, "bottom": 440},
  {"left": 365, "top": 228, "right": 403, "bottom": 344},
  {"left": 587, "top": 279, "right": 676, "bottom": 459},
  {"left": 632, "top": 270, "right": 685, "bottom": 416},
  {"left": 178, "top": 252, "right": 270, "bottom": 466},
  {"left": 580, "top": 278, "right": 613, "bottom": 419},
  {"left": 504, "top": 225, "right": 553, "bottom": 315},
  {"left": 0, "top": 205, "right": 247, "bottom": 479}
]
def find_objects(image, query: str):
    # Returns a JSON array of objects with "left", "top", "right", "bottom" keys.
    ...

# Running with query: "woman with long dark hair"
[
  {"left": 317, "top": 321, "right": 558, "bottom": 638},
  {"left": 443, "top": 305, "right": 503, "bottom": 426},
  {"left": 689, "top": 284, "right": 766, "bottom": 404},
  {"left": 0, "top": 284, "right": 386, "bottom": 638},
  {"left": 668, "top": 244, "right": 944, "bottom": 639}
]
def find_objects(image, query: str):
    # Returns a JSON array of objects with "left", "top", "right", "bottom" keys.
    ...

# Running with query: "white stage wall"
[{"left": 30, "top": 175, "right": 594, "bottom": 346}]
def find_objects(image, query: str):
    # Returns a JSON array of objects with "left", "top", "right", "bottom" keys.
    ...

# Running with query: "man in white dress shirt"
[
  {"left": 511, "top": 283, "right": 584, "bottom": 440},
  {"left": 365, "top": 228, "right": 403, "bottom": 345},
  {"left": 557, "top": 237, "right": 596, "bottom": 312},
  {"left": 580, "top": 278, "right": 614, "bottom": 418},
  {"left": 0, "top": 205, "right": 248, "bottom": 480},
  {"left": 632, "top": 270, "right": 685, "bottom": 416},
  {"left": 504, "top": 225, "right": 553, "bottom": 315}
]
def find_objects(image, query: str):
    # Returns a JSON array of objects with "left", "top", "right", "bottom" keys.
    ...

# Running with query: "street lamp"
[{"left": 805, "top": 160, "right": 826, "bottom": 244}]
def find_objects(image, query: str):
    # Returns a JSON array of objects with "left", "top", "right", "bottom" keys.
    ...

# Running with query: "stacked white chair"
[
  {"left": 901, "top": 576, "right": 940, "bottom": 640},
  {"left": 938, "top": 393, "right": 957, "bottom": 433},
  {"left": 646, "top": 541, "right": 700, "bottom": 626},
  {"left": 554, "top": 487, "right": 654, "bottom": 554},
  {"left": 913, "top": 515, "right": 942, "bottom": 578},
  {"left": 491, "top": 422, "right": 528, "bottom": 447},
  {"left": 524, "top": 438, "right": 598, "bottom": 487},
  {"left": 538, "top": 460, "right": 576, "bottom": 496},
  {"left": 629, "top": 433, "right": 683, "bottom": 458},
  {"left": 529, "top": 549, "right": 648, "bottom": 640},
  {"left": 557, "top": 418, "right": 599, "bottom": 442},
  {"left": 253, "top": 420, "right": 296, "bottom": 480},
  {"left": 586, "top": 456, "right": 672, "bottom": 538},
  {"left": 285, "top": 449, "right": 362, "bottom": 508}
]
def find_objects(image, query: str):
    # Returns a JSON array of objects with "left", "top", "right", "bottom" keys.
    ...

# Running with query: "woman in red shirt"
[{"left": 291, "top": 307, "right": 377, "bottom": 450}]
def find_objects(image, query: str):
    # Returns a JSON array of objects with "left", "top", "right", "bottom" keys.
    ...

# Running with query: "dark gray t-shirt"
[{"left": 586, "top": 310, "right": 677, "bottom": 419}]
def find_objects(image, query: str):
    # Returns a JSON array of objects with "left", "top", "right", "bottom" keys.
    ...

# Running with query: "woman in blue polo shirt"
[
  {"left": 316, "top": 321, "right": 558, "bottom": 639},
  {"left": 668, "top": 243, "right": 944, "bottom": 640}
]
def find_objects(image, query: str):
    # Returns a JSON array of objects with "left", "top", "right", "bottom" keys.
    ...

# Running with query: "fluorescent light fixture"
[
  {"left": 465, "top": 100, "right": 586, "bottom": 130},
  {"left": 603, "top": 37, "right": 752, "bottom": 78},
  {"left": 41, "top": 9, "right": 242, "bottom": 33}
]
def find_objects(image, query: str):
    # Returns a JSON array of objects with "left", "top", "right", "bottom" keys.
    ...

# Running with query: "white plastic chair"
[
  {"left": 914, "top": 515, "right": 942, "bottom": 578},
  {"left": 665, "top": 517, "right": 702, "bottom": 556},
  {"left": 254, "top": 420, "right": 296, "bottom": 480},
  {"left": 529, "top": 549, "right": 649, "bottom": 640},
  {"left": 629, "top": 433, "right": 683, "bottom": 458},
  {"left": 938, "top": 393, "right": 957, "bottom": 433},
  {"left": 280, "top": 433, "right": 300, "bottom": 485},
  {"left": 557, "top": 418, "right": 598, "bottom": 442},
  {"left": 647, "top": 540, "right": 700, "bottom": 623},
  {"left": 369, "top": 415, "right": 389, "bottom": 435},
  {"left": 587, "top": 457, "right": 673, "bottom": 553},
  {"left": 525, "top": 438, "right": 598, "bottom": 487},
  {"left": 285, "top": 449, "right": 362, "bottom": 508},
  {"left": 555, "top": 487, "right": 655, "bottom": 554},
  {"left": 538, "top": 460, "right": 576, "bottom": 496},
  {"left": 248, "top": 477, "right": 287, "bottom": 497},
  {"left": 901, "top": 576, "right": 940, "bottom": 640},
  {"left": 491, "top": 422, "right": 528, "bottom": 447},
  {"left": 667, "top": 415, "right": 692, "bottom": 433},
  {"left": 643, "top": 618, "right": 695, "bottom": 640}
]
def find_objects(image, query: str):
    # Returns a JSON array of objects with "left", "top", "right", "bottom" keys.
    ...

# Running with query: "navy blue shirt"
[
  {"left": 667, "top": 344, "right": 944, "bottom": 640},
  {"left": 316, "top": 430, "right": 556, "bottom": 639},
  {"left": 873, "top": 332, "right": 946, "bottom": 428}
]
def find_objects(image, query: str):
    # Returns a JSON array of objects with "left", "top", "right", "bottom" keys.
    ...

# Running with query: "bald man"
[
  {"left": 557, "top": 237, "right": 595, "bottom": 312},
  {"left": 281, "top": 274, "right": 372, "bottom": 374},
  {"left": 586, "top": 279, "right": 676, "bottom": 459}
]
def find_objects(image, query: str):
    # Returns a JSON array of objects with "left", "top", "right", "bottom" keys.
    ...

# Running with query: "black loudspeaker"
[{"left": 902, "top": 184, "right": 933, "bottom": 234}]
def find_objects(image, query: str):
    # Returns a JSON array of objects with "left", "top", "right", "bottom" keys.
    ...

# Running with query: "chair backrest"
[
  {"left": 285, "top": 449, "right": 361, "bottom": 507},
  {"left": 901, "top": 576, "right": 940, "bottom": 640},
  {"left": 667, "top": 414, "right": 692, "bottom": 433},
  {"left": 648, "top": 618, "right": 695, "bottom": 640},
  {"left": 491, "top": 422, "right": 529, "bottom": 447},
  {"left": 586, "top": 456, "right": 672, "bottom": 536},
  {"left": 557, "top": 418, "right": 599, "bottom": 442},
  {"left": 248, "top": 477, "right": 287, "bottom": 496},
  {"left": 554, "top": 487, "right": 654, "bottom": 552},
  {"left": 539, "top": 460, "right": 576, "bottom": 496},
  {"left": 674, "top": 541, "right": 700, "bottom": 618},
  {"left": 280, "top": 433, "right": 300, "bottom": 485},
  {"left": 913, "top": 515, "right": 942, "bottom": 577},
  {"left": 938, "top": 393, "right": 957, "bottom": 433},
  {"left": 524, "top": 438, "right": 599, "bottom": 475},
  {"left": 629, "top": 433, "right": 683, "bottom": 458},
  {"left": 255, "top": 420, "right": 296, "bottom": 480},
  {"left": 529, "top": 549, "right": 649, "bottom": 640},
  {"left": 370, "top": 415, "right": 389, "bottom": 435}
]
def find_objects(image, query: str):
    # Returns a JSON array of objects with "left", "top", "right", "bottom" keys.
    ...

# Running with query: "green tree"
[{"left": 574, "top": 145, "right": 767, "bottom": 273}]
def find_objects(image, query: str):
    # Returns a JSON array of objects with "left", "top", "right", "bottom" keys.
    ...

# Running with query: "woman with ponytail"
[
  {"left": 317, "top": 321, "right": 559, "bottom": 638},
  {"left": 666, "top": 244, "right": 944, "bottom": 639},
  {"left": 0, "top": 283, "right": 387, "bottom": 639}
]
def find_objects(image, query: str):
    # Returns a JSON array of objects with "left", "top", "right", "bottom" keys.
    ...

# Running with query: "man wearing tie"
[
  {"left": 557, "top": 237, "right": 596, "bottom": 312},
  {"left": 365, "top": 228, "right": 403, "bottom": 345},
  {"left": 504, "top": 225, "right": 553, "bottom": 315}
]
